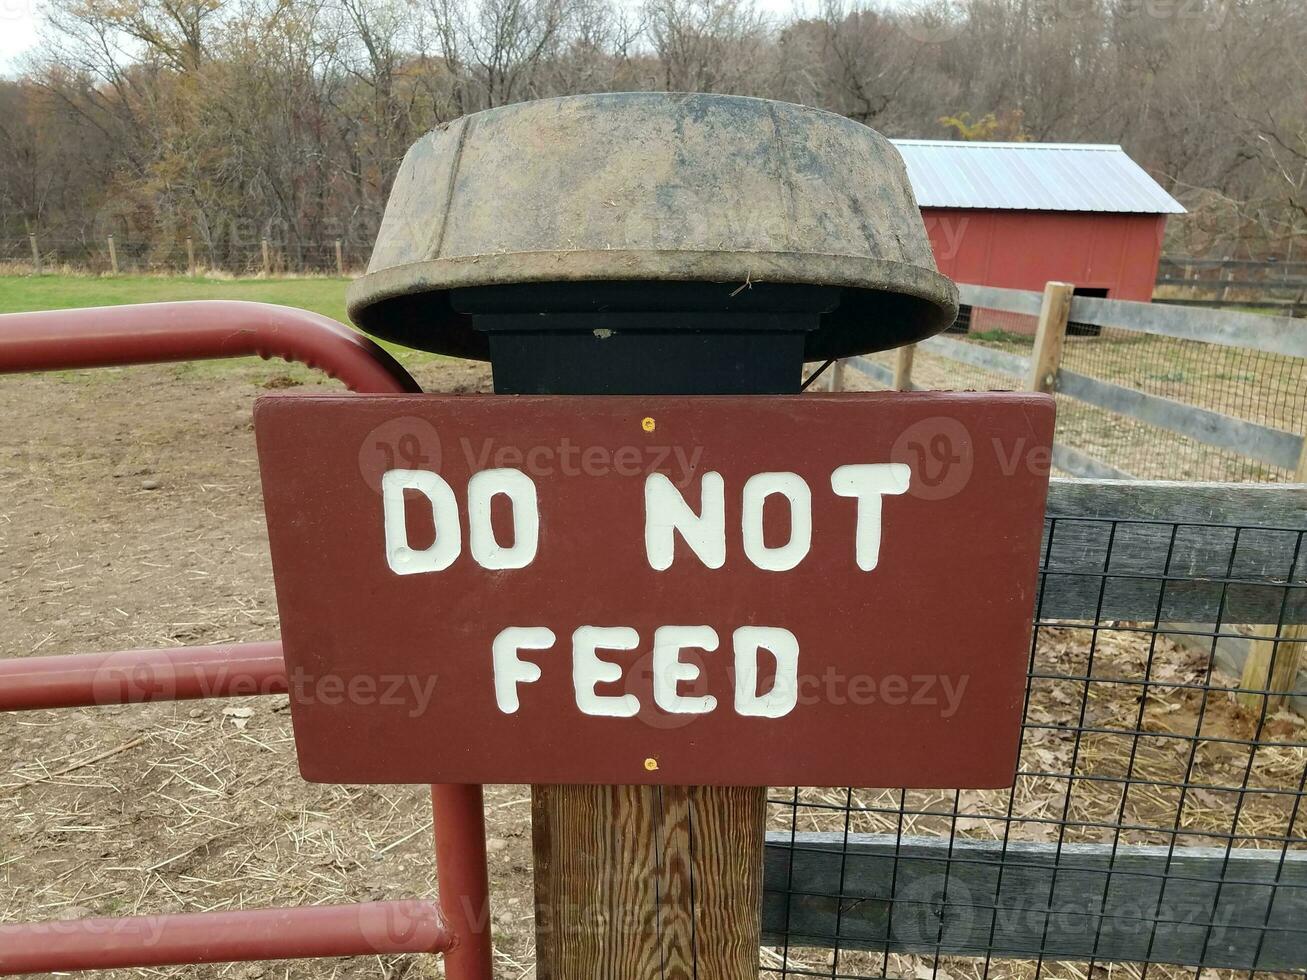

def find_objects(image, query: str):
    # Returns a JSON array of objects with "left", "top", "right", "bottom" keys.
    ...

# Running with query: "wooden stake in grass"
[
  {"left": 893, "top": 344, "right": 916, "bottom": 391},
  {"left": 28, "top": 234, "right": 41, "bottom": 276},
  {"left": 335, "top": 239, "right": 345, "bottom": 277},
  {"left": 1239, "top": 625, "right": 1306, "bottom": 713},
  {"left": 107, "top": 235, "right": 119, "bottom": 275},
  {"left": 262, "top": 238, "right": 271, "bottom": 277},
  {"left": 826, "top": 359, "right": 845, "bottom": 392},
  {"left": 186, "top": 236, "right": 197, "bottom": 277},
  {"left": 1027, "top": 281, "right": 1074, "bottom": 394},
  {"left": 1239, "top": 437, "right": 1307, "bottom": 711}
]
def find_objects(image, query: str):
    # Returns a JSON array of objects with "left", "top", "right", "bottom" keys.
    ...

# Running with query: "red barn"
[{"left": 892, "top": 140, "right": 1185, "bottom": 332}]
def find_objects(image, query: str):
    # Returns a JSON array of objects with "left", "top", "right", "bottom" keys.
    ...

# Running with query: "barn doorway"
[{"left": 1068, "top": 287, "right": 1107, "bottom": 336}]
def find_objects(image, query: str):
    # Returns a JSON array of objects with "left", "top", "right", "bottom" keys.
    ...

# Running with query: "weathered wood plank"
[
  {"left": 917, "top": 335, "right": 1030, "bottom": 379},
  {"left": 762, "top": 833, "right": 1307, "bottom": 971},
  {"left": 1047, "top": 479, "right": 1307, "bottom": 526},
  {"left": 1051, "top": 445, "right": 1136, "bottom": 480},
  {"left": 958, "top": 283, "right": 1046, "bottom": 317},
  {"left": 1055, "top": 370, "right": 1303, "bottom": 470},
  {"left": 1040, "top": 480, "right": 1307, "bottom": 624},
  {"left": 1068, "top": 294, "right": 1307, "bottom": 358},
  {"left": 845, "top": 355, "right": 910, "bottom": 390}
]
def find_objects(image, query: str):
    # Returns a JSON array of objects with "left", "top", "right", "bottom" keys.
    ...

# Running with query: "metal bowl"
[{"left": 348, "top": 92, "right": 958, "bottom": 360}]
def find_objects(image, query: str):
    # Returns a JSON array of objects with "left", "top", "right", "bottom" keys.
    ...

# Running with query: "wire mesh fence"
[
  {"left": 762, "top": 507, "right": 1307, "bottom": 980},
  {"left": 874, "top": 299, "right": 1307, "bottom": 483},
  {"left": 1057, "top": 326, "right": 1306, "bottom": 482},
  {"left": 0, "top": 237, "right": 363, "bottom": 276}
]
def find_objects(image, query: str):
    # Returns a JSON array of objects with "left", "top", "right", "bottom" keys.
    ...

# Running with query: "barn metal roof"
[{"left": 890, "top": 140, "right": 1186, "bottom": 214}]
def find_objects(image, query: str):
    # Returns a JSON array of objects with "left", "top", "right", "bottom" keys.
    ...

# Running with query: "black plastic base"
[
  {"left": 484, "top": 330, "right": 808, "bottom": 395},
  {"left": 452, "top": 281, "right": 836, "bottom": 396}
]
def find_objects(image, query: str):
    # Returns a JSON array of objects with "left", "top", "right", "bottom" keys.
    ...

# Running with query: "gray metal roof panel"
[{"left": 890, "top": 139, "right": 1186, "bottom": 214}]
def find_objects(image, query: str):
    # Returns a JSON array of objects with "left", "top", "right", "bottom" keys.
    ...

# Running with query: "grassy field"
[
  {"left": 0, "top": 272, "right": 449, "bottom": 376},
  {"left": 0, "top": 273, "right": 352, "bottom": 321}
]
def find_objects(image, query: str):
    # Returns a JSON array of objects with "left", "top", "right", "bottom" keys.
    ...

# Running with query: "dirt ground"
[
  {"left": 0, "top": 357, "right": 522, "bottom": 979},
  {"left": 2, "top": 356, "right": 1304, "bottom": 980}
]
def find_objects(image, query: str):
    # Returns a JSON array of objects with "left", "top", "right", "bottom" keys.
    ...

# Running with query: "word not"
[{"left": 492, "top": 625, "right": 800, "bottom": 718}]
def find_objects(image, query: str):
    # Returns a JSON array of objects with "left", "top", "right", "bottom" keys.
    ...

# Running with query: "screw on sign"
[{"left": 254, "top": 391, "right": 1054, "bottom": 788}]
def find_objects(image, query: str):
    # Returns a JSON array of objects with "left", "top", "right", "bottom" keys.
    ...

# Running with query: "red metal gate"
[{"left": 0, "top": 301, "right": 493, "bottom": 979}]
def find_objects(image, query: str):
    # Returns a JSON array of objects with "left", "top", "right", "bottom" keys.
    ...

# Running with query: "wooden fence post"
[
  {"left": 533, "top": 784, "right": 765, "bottom": 980},
  {"left": 1239, "top": 441, "right": 1307, "bottom": 710},
  {"left": 335, "top": 239, "right": 345, "bottom": 277},
  {"left": 893, "top": 344, "right": 916, "bottom": 391},
  {"left": 186, "top": 237, "right": 197, "bottom": 277},
  {"left": 107, "top": 236, "right": 119, "bottom": 275},
  {"left": 826, "top": 359, "right": 846, "bottom": 392},
  {"left": 28, "top": 235, "right": 41, "bottom": 275},
  {"left": 262, "top": 238, "right": 271, "bottom": 277},
  {"left": 1027, "top": 281, "right": 1074, "bottom": 393}
]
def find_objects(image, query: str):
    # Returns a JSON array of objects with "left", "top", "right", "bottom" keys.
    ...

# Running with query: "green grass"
[
  {"left": 0, "top": 273, "right": 351, "bottom": 322},
  {"left": 0, "top": 273, "right": 447, "bottom": 377}
]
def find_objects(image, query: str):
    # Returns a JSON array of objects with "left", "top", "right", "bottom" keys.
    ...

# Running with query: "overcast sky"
[
  {"left": 1, "top": 0, "right": 41, "bottom": 76},
  {"left": 0, "top": 0, "right": 827, "bottom": 77}
]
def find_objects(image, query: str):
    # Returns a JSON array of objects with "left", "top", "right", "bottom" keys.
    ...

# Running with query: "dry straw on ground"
[{"left": 1, "top": 357, "right": 1302, "bottom": 979}]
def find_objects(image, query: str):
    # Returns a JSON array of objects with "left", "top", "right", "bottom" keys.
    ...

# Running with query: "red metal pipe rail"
[
  {"left": 0, "top": 900, "right": 451, "bottom": 975},
  {"left": 0, "top": 642, "right": 287, "bottom": 711},
  {"left": 434, "top": 784, "right": 495, "bottom": 978},
  {"left": 0, "top": 301, "right": 493, "bottom": 980},
  {"left": 0, "top": 300, "right": 421, "bottom": 393}
]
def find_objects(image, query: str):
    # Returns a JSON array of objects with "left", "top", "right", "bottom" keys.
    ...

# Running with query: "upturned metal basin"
[{"left": 348, "top": 92, "right": 957, "bottom": 360}]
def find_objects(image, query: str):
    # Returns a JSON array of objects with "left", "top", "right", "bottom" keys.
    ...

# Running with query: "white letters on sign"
[
  {"left": 383, "top": 467, "right": 541, "bottom": 574},
  {"left": 382, "top": 469, "right": 462, "bottom": 574},
  {"left": 652, "top": 625, "right": 718, "bottom": 714},
  {"left": 492, "top": 626, "right": 554, "bottom": 713},
  {"left": 644, "top": 472, "right": 726, "bottom": 571},
  {"left": 468, "top": 468, "right": 539, "bottom": 569},
  {"left": 640, "top": 465, "right": 911, "bottom": 571},
  {"left": 741, "top": 473, "right": 812, "bottom": 571},
  {"left": 573, "top": 626, "right": 641, "bottom": 718},
  {"left": 490, "top": 625, "right": 802, "bottom": 719},
  {"left": 382, "top": 462, "right": 912, "bottom": 721},
  {"left": 733, "top": 626, "right": 800, "bottom": 717},
  {"left": 830, "top": 464, "right": 910, "bottom": 571}
]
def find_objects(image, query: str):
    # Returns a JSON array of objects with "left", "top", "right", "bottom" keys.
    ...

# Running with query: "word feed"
[{"left": 493, "top": 625, "right": 799, "bottom": 718}]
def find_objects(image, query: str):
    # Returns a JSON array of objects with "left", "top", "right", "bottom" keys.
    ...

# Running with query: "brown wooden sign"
[{"left": 254, "top": 392, "right": 1053, "bottom": 787}]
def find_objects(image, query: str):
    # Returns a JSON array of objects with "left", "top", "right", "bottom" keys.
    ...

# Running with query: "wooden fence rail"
[
  {"left": 762, "top": 833, "right": 1307, "bottom": 971},
  {"left": 1041, "top": 478, "right": 1307, "bottom": 627},
  {"left": 832, "top": 282, "right": 1307, "bottom": 484}
]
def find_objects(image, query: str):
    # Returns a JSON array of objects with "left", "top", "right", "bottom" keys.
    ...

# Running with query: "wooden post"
[
  {"left": 28, "top": 234, "right": 41, "bottom": 275},
  {"left": 186, "top": 237, "right": 197, "bottom": 277},
  {"left": 262, "top": 238, "right": 271, "bottom": 277},
  {"left": 826, "top": 359, "right": 846, "bottom": 392},
  {"left": 335, "top": 239, "right": 345, "bottom": 277},
  {"left": 533, "top": 784, "right": 765, "bottom": 980},
  {"left": 1238, "top": 626, "right": 1306, "bottom": 713},
  {"left": 893, "top": 344, "right": 916, "bottom": 391},
  {"left": 107, "top": 236, "right": 119, "bottom": 275},
  {"left": 1027, "top": 281, "right": 1074, "bottom": 393},
  {"left": 1239, "top": 439, "right": 1307, "bottom": 710}
]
